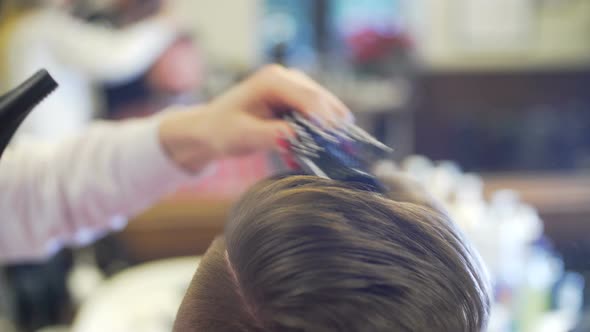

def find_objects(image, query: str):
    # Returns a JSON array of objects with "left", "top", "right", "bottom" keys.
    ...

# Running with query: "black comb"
[
  {"left": 284, "top": 112, "right": 392, "bottom": 193},
  {"left": 0, "top": 70, "right": 58, "bottom": 158}
]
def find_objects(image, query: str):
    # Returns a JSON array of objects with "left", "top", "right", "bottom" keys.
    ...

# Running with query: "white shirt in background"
[{"left": 2, "top": 7, "right": 178, "bottom": 141}]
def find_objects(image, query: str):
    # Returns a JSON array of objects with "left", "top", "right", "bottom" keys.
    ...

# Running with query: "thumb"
[{"left": 249, "top": 119, "right": 295, "bottom": 152}]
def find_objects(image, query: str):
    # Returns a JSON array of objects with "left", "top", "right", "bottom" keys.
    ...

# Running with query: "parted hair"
[{"left": 174, "top": 175, "right": 490, "bottom": 332}]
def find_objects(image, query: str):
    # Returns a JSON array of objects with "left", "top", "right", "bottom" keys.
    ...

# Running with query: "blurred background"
[{"left": 0, "top": 0, "right": 589, "bottom": 331}]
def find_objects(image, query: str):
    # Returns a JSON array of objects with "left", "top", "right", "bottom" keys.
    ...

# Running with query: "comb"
[
  {"left": 0, "top": 70, "right": 58, "bottom": 158},
  {"left": 283, "top": 112, "right": 392, "bottom": 192}
]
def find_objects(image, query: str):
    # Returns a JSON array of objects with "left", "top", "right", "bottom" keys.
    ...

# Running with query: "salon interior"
[{"left": 1, "top": 0, "right": 590, "bottom": 331}]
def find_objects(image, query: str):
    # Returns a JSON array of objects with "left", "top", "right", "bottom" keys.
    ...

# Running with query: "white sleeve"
[
  {"left": 45, "top": 10, "right": 178, "bottom": 84},
  {"left": 0, "top": 116, "right": 206, "bottom": 264}
]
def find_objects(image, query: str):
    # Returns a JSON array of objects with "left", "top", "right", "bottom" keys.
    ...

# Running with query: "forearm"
[
  {"left": 0, "top": 64, "right": 353, "bottom": 264},
  {"left": 0, "top": 114, "right": 206, "bottom": 263}
]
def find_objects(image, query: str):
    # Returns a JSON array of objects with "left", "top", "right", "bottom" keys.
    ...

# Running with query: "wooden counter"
[
  {"left": 482, "top": 173, "right": 590, "bottom": 270},
  {"left": 118, "top": 173, "right": 590, "bottom": 268},
  {"left": 115, "top": 198, "right": 231, "bottom": 261}
]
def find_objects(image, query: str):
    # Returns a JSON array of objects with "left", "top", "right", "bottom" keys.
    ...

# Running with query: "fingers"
[
  {"left": 250, "top": 65, "right": 353, "bottom": 128},
  {"left": 286, "top": 68, "right": 354, "bottom": 124},
  {"left": 249, "top": 118, "right": 295, "bottom": 152}
]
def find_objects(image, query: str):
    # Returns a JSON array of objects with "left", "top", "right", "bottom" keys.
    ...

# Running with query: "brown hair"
[{"left": 174, "top": 175, "right": 490, "bottom": 332}]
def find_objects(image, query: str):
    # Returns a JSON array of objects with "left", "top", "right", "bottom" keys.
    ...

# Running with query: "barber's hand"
[{"left": 159, "top": 65, "right": 353, "bottom": 173}]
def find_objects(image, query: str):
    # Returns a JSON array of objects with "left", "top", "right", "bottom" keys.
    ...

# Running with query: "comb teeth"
[
  {"left": 297, "top": 155, "right": 329, "bottom": 178},
  {"left": 0, "top": 70, "right": 58, "bottom": 158},
  {"left": 286, "top": 117, "right": 324, "bottom": 153},
  {"left": 283, "top": 109, "right": 393, "bottom": 183},
  {"left": 285, "top": 132, "right": 320, "bottom": 158},
  {"left": 292, "top": 113, "right": 340, "bottom": 143},
  {"left": 345, "top": 123, "right": 393, "bottom": 153},
  {"left": 331, "top": 126, "right": 354, "bottom": 141},
  {"left": 291, "top": 112, "right": 391, "bottom": 153}
]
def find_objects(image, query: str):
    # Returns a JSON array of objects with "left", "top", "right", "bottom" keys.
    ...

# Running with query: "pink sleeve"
[{"left": 0, "top": 116, "right": 205, "bottom": 263}]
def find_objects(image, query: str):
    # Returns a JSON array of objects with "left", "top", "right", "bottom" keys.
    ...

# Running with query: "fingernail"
[
  {"left": 277, "top": 126, "right": 295, "bottom": 140},
  {"left": 275, "top": 138, "right": 289, "bottom": 154},
  {"left": 276, "top": 145, "right": 289, "bottom": 154},
  {"left": 344, "top": 111, "right": 355, "bottom": 124},
  {"left": 294, "top": 113, "right": 339, "bottom": 143},
  {"left": 348, "top": 125, "right": 393, "bottom": 153},
  {"left": 334, "top": 111, "right": 355, "bottom": 130},
  {"left": 327, "top": 117, "right": 341, "bottom": 130}
]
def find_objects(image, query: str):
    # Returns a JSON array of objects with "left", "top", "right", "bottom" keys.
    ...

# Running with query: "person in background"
[
  {"left": 147, "top": 35, "right": 204, "bottom": 101},
  {"left": 0, "top": 0, "right": 181, "bottom": 141},
  {"left": 0, "top": 64, "right": 352, "bottom": 264},
  {"left": 105, "top": 34, "right": 205, "bottom": 119},
  {"left": 82, "top": 0, "right": 205, "bottom": 119}
]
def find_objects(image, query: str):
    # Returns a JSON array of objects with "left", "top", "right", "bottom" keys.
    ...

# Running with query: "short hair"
[{"left": 174, "top": 176, "right": 490, "bottom": 332}]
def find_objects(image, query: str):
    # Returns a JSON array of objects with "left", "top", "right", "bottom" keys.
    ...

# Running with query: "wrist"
[{"left": 158, "top": 107, "right": 218, "bottom": 174}]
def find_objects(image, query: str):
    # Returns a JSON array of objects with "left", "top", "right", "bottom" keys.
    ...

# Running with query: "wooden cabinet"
[{"left": 118, "top": 173, "right": 590, "bottom": 270}]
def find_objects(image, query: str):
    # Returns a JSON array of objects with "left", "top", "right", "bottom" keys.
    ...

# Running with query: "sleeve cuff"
[{"left": 122, "top": 115, "right": 213, "bottom": 196}]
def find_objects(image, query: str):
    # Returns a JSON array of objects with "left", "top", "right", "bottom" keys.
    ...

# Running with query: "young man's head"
[{"left": 174, "top": 175, "right": 490, "bottom": 332}]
